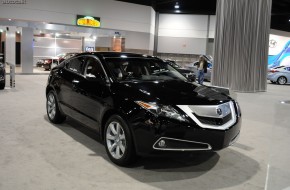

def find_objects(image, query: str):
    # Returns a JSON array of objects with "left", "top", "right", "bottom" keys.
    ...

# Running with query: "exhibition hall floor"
[{"left": 0, "top": 75, "right": 289, "bottom": 190}]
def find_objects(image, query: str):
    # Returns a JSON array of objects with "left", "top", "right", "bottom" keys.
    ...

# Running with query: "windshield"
[{"left": 105, "top": 58, "right": 187, "bottom": 82}]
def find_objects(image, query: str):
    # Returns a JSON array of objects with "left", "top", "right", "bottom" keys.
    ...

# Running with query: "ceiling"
[{"left": 117, "top": 0, "right": 290, "bottom": 32}]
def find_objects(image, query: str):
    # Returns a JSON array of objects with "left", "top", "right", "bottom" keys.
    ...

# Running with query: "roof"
[{"left": 77, "top": 51, "right": 156, "bottom": 59}]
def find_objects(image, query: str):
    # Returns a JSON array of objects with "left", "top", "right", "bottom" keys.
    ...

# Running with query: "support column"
[
  {"left": 21, "top": 27, "right": 33, "bottom": 73},
  {"left": 153, "top": 12, "right": 159, "bottom": 56},
  {"left": 5, "top": 26, "right": 16, "bottom": 66},
  {"left": 212, "top": 0, "right": 272, "bottom": 92},
  {"left": 5, "top": 26, "right": 16, "bottom": 87}
]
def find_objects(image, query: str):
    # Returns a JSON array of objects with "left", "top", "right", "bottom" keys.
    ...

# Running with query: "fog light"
[{"left": 158, "top": 140, "right": 166, "bottom": 147}]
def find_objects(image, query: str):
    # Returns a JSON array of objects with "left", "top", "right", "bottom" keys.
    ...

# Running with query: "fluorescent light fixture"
[
  {"left": 174, "top": 2, "right": 179, "bottom": 9},
  {"left": 175, "top": 10, "right": 181, "bottom": 13}
]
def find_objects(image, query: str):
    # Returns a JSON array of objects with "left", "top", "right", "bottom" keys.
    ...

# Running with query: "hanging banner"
[{"left": 268, "top": 34, "right": 290, "bottom": 68}]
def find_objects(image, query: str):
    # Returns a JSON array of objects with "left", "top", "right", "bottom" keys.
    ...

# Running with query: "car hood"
[
  {"left": 177, "top": 68, "right": 193, "bottom": 73},
  {"left": 114, "top": 80, "right": 232, "bottom": 106}
]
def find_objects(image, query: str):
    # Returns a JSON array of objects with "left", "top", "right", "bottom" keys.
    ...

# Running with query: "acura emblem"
[{"left": 216, "top": 108, "right": 222, "bottom": 116}]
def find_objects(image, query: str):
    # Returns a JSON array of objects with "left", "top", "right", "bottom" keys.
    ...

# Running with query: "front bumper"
[{"left": 130, "top": 110, "right": 241, "bottom": 156}]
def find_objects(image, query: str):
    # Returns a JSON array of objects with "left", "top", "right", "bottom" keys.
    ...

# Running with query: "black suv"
[
  {"left": 46, "top": 52, "right": 241, "bottom": 166},
  {"left": 0, "top": 53, "right": 5, "bottom": 90}
]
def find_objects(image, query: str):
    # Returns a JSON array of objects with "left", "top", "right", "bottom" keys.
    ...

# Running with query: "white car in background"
[{"left": 267, "top": 66, "right": 290, "bottom": 85}]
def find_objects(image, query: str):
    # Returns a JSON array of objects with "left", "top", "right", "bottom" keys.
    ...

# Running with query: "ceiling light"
[
  {"left": 175, "top": 10, "right": 181, "bottom": 13},
  {"left": 8, "top": 19, "right": 11, "bottom": 21},
  {"left": 16, "top": 31, "right": 20, "bottom": 34},
  {"left": 174, "top": 2, "right": 179, "bottom": 9},
  {"left": 55, "top": 33, "right": 60, "bottom": 37}
]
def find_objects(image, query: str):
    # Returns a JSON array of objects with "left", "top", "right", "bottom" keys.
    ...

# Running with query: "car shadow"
[{"left": 44, "top": 115, "right": 261, "bottom": 189}]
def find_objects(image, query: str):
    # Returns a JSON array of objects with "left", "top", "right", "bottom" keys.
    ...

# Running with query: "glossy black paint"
[{"left": 46, "top": 52, "right": 241, "bottom": 156}]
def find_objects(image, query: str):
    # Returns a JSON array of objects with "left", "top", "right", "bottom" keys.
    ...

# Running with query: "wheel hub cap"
[
  {"left": 106, "top": 121, "right": 126, "bottom": 159},
  {"left": 47, "top": 93, "right": 56, "bottom": 119}
]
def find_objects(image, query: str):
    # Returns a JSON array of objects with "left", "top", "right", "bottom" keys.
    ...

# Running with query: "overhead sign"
[{"left": 76, "top": 15, "right": 101, "bottom": 28}]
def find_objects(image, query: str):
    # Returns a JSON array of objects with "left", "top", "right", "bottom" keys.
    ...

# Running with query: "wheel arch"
[
  {"left": 278, "top": 76, "right": 287, "bottom": 84},
  {"left": 46, "top": 85, "right": 54, "bottom": 96},
  {"left": 100, "top": 109, "right": 138, "bottom": 153}
]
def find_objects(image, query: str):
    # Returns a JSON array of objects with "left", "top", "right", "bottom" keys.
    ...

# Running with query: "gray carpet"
[{"left": 0, "top": 75, "right": 289, "bottom": 190}]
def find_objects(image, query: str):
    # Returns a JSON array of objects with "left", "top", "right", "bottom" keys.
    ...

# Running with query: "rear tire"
[
  {"left": 277, "top": 76, "right": 287, "bottom": 85},
  {"left": 46, "top": 90, "right": 66, "bottom": 124},
  {"left": 104, "top": 115, "right": 136, "bottom": 166}
]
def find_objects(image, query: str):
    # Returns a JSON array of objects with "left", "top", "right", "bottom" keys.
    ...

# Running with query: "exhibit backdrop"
[{"left": 268, "top": 34, "right": 290, "bottom": 68}]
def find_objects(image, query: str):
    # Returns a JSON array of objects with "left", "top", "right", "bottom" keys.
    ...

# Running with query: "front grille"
[{"left": 194, "top": 113, "right": 232, "bottom": 126}]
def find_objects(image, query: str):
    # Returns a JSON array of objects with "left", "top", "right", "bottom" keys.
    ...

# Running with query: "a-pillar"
[
  {"left": 21, "top": 27, "right": 34, "bottom": 73},
  {"left": 212, "top": 0, "right": 272, "bottom": 92}
]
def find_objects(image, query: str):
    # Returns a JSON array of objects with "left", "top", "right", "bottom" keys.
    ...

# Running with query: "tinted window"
[
  {"left": 66, "top": 57, "right": 85, "bottom": 74},
  {"left": 85, "top": 57, "right": 106, "bottom": 79},
  {"left": 106, "top": 58, "right": 187, "bottom": 82},
  {"left": 284, "top": 67, "right": 290, "bottom": 71}
]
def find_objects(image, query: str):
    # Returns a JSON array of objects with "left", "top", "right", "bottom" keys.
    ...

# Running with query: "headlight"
[
  {"left": 235, "top": 101, "right": 241, "bottom": 117},
  {"left": 135, "top": 101, "right": 189, "bottom": 122}
]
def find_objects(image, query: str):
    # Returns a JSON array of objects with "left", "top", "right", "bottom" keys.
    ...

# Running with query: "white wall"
[
  {"left": 270, "top": 29, "right": 290, "bottom": 38},
  {"left": 209, "top": 15, "right": 216, "bottom": 38},
  {"left": 0, "top": 0, "right": 154, "bottom": 33},
  {"left": 158, "top": 14, "right": 208, "bottom": 38},
  {"left": 125, "top": 31, "right": 151, "bottom": 50},
  {"left": 158, "top": 14, "right": 210, "bottom": 54},
  {"left": 158, "top": 37, "right": 207, "bottom": 55}
]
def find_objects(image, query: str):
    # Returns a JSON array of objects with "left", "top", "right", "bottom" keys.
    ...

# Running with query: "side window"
[
  {"left": 85, "top": 57, "right": 106, "bottom": 79},
  {"left": 285, "top": 67, "right": 290, "bottom": 71},
  {"left": 66, "top": 56, "right": 85, "bottom": 74}
]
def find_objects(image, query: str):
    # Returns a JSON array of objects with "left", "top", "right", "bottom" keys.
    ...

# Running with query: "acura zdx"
[{"left": 46, "top": 52, "right": 241, "bottom": 166}]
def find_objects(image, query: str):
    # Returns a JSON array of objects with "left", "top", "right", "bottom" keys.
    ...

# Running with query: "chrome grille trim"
[{"left": 177, "top": 101, "right": 237, "bottom": 130}]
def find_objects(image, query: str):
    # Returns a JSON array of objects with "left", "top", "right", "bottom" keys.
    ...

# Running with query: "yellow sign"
[{"left": 76, "top": 15, "right": 100, "bottom": 28}]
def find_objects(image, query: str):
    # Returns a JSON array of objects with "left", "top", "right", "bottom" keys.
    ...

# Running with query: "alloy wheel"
[
  {"left": 47, "top": 93, "right": 56, "bottom": 120},
  {"left": 106, "top": 121, "right": 126, "bottom": 159},
  {"left": 278, "top": 77, "right": 287, "bottom": 85}
]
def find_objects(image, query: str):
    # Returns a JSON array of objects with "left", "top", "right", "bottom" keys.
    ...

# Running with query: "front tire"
[
  {"left": 277, "top": 76, "right": 287, "bottom": 85},
  {"left": 104, "top": 115, "right": 136, "bottom": 166},
  {"left": 46, "top": 90, "right": 66, "bottom": 124}
]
